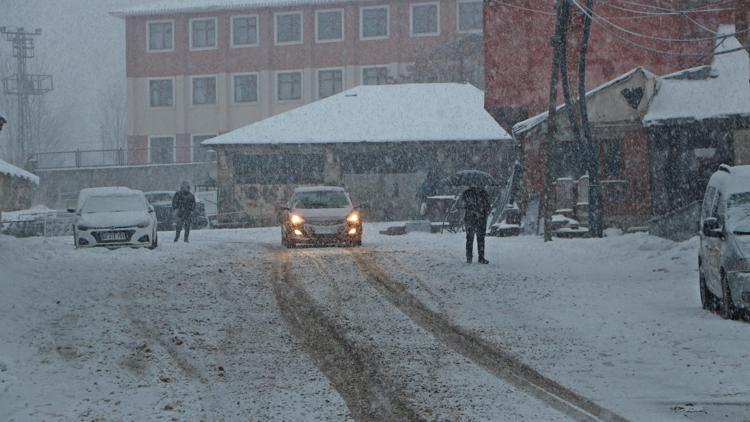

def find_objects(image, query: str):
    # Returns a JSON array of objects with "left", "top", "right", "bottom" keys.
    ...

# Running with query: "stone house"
[{"left": 204, "top": 82, "right": 514, "bottom": 226}]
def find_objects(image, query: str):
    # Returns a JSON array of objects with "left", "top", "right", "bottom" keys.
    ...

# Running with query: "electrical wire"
[{"left": 489, "top": 0, "right": 555, "bottom": 16}]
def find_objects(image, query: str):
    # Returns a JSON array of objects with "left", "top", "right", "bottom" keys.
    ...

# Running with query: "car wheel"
[
  {"left": 287, "top": 239, "right": 296, "bottom": 249},
  {"left": 699, "top": 268, "right": 710, "bottom": 310},
  {"left": 719, "top": 272, "right": 738, "bottom": 320}
]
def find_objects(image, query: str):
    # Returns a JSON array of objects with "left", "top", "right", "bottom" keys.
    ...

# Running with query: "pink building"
[{"left": 111, "top": 0, "right": 484, "bottom": 165}]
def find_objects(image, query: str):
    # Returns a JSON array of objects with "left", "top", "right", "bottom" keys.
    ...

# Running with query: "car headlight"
[
  {"left": 347, "top": 212, "right": 360, "bottom": 223},
  {"left": 136, "top": 220, "right": 150, "bottom": 228},
  {"left": 290, "top": 214, "right": 304, "bottom": 225}
]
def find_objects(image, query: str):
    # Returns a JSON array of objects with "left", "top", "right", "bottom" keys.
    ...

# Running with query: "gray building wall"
[
  {"left": 215, "top": 139, "right": 517, "bottom": 227},
  {"left": 35, "top": 162, "right": 216, "bottom": 209}
]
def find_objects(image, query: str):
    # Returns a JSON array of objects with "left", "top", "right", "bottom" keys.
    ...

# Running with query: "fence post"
[
  {"left": 118, "top": 148, "right": 124, "bottom": 166},
  {"left": 75, "top": 149, "right": 81, "bottom": 168}
]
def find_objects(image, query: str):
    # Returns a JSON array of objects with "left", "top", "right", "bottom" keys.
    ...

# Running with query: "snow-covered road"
[{"left": 1, "top": 226, "right": 748, "bottom": 421}]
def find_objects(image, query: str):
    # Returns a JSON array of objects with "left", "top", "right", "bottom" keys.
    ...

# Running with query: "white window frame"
[
  {"left": 361, "top": 65, "right": 389, "bottom": 86},
  {"left": 316, "top": 67, "right": 345, "bottom": 99},
  {"left": 315, "top": 8, "right": 344, "bottom": 43},
  {"left": 360, "top": 5, "right": 390, "bottom": 40},
  {"left": 232, "top": 72, "right": 260, "bottom": 105},
  {"left": 191, "top": 134, "right": 217, "bottom": 162},
  {"left": 275, "top": 70, "right": 304, "bottom": 102},
  {"left": 274, "top": 11, "right": 304, "bottom": 46},
  {"left": 147, "top": 77, "right": 175, "bottom": 109},
  {"left": 410, "top": 2, "right": 440, "bottom": 37},
  {"left": 190, "top": 75, "right": 218, "bottom": 107},
  {"left": 231, "top": 14, "right": 260, "bottom": 48},
  {"left": 146, "top": 19, "right": 175, "bottom": 53},
  {"left": 189, "top": 17, "right": 218, "bottom": 51},
  {"left": 148, "top": 135, "right": 176, "bottom": 164},
  {"left": 456, "top": 0, "right": 483, "bottom": 33}
]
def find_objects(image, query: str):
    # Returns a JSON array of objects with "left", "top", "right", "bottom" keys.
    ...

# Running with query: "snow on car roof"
[
  {"left": 293, "top": 186, "right": 346, "bottom": 193},
  {"left": 204, "top": 83, "right": 511, "bottom": 146},
  {"left": 0, "top": 159, "right": 39, "bottom": 185},
  {"left": 708, "top": 165, "right": 750, "bottom": 196},
  {"left": 111, "top": 0, "right": 370, "bottom": 17},
  {"left": 644, "top": 26, "right": 750, "bottom": 126}
]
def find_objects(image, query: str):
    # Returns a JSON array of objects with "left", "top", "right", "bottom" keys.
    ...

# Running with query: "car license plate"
[
  {"left": 314, "top": 226, "right": 337, "bottom": 235},
  {"left": 101, "top": 231, "right": 127, "bottom": 241}
]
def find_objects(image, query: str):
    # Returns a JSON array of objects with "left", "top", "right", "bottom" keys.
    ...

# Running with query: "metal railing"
[{"left": 30, "top": 147, "right": 216, "bottom": 170}]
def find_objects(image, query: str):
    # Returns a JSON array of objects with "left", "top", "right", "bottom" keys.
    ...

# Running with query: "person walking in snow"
[
  {"left": 172, "top": 181, "right": 196, "bottom": 242},
  {"left": 461, "top": 184, "right": 491, "bottom": 264}
]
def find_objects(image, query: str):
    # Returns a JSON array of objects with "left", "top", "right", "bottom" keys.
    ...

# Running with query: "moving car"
[
  {"left": 699, "top": 164, "right": 750, "bottom": 319},
  {"left": 281, "top": 186, "right": 362, "bottom": 248},
  {"left": 144, "top": 191, "right": 209, "bottom": 231},
  {"left": 70, "top": 187, "right": 158, "bottom": 249}
]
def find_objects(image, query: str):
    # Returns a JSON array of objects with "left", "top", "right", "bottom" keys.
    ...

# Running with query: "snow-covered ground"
[{"left": 1, "top": 225, "right": 748, "bottom": 421}]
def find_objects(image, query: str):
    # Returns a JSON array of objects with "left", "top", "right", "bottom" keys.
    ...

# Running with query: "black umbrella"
[{"left": 443, "top": 170, "right": 498, "bottom": 187}]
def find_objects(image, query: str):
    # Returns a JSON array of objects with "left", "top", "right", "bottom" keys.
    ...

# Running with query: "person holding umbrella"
[{"left": 461, "top": 183, "right": 491, "bottom": 264}]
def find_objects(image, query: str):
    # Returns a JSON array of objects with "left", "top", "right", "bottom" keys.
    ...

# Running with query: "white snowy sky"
[{"left": 0, "top": 0, "right": 162, "bottom": 152}]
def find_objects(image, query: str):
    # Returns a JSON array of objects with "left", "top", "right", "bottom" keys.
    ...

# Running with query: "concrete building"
[
  {"left": 483, "top": 0, "right": 734, "bottom": 130},
  {"left": 0, "top": 159, "right": 39, "bottom": 212},
  {"left": 111, "top": 0, "right": 485, "bottom": 165},
  {"left": 204, "top": 83, "right": 513, "bottom": 226}
]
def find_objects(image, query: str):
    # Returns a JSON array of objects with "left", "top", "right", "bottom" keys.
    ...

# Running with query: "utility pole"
[
  {"left": 0, "top": 26, "right": 53, "bottom": 168},
  {"left": 542, "top": 0, "right": 569, "bottom": 242}
]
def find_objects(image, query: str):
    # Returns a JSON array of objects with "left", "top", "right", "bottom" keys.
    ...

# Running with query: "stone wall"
[
  {"left": 215, "top": 140, "right": 517, "bottom": 227},
  {"left": 35, "top": 162, "right": 216, "bottom": 209},
  {"left": 0, "top": 174, "right": 35, "bottom": 212}
]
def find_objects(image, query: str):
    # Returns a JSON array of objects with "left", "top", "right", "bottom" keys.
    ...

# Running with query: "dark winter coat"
[
  {"left": 461, "top": 186, "right": 491, "bottom": 226},
  {"left": 172, "top": 190, "right": 196, "bottom": 219}
]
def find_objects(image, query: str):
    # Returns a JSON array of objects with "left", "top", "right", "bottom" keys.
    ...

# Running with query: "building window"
[
  {"left": 276, "top": 12, "right": 303, "bottom": 45},
  {"left": 318, "top": 69, "right": 343, "bottom": 99},
  {"left": 149, "top": 79, "right": 173, "bottom": 107},
  {"left": 361, "top": 6, "right": 389, "bottom": 39},
  {"left": 604, "top": 142, "right": 621, "bottom": 178},
  {"left": 277, "top": 71, "right": 302, "bottom": 101},
  {"left": 362, "top": 67, "right": 388, "bottom": 85},
  {"left": 148, "top": 21, "right": 173, "bottom": 51},
  {"left": 233, "top": 74, "right": 259, "bottom": 103},
  {"left": 458, "top": 1, "right": 483, "bottom": 32},
  {"left": 192, "top": 76, "right": 217, "bottom": 105},
  {"left": 232, "top": 15, "right": 259, "bottom": 47},
  {"left": 150, "top": 136, "right": 175, "bottom": 164},
  {"left": 316, "top": 9, "right": 343, "bottom": 42},
  {"left": 411, "top": 2, "right": 440, "bottom": 36},
  {"left": 192, "top": 135, "right": 216, "bottom": 162},
  {"left": 191, "top": 18, "right": 217, "bottom": 50}
]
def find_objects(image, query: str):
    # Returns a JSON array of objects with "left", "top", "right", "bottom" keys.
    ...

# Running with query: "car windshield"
[
  {"left": 727, "top": 192, "right": 750, "bottom": 234},
  {"left": 83, "top": 195, "right": 146, "bottom": 213},
  {"left": 145, "top": 193, "right": 173, "bottom": 203},
  {"left": 292, "top": 191, "right": 350, "bottom": 209}
]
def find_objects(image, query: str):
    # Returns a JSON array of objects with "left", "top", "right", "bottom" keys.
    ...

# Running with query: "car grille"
[
  {"left": 92, "top": 230, "right": 136, "bottom": 243},
  {"left": 307, "top": 219, "right": 345, "bottom": 226}
]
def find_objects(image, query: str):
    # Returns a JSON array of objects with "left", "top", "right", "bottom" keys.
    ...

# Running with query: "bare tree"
[{"left": 98, "top": 82, "right": 127, "bottom": 151}]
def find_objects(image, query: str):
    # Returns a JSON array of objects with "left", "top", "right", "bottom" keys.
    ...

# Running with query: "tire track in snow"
[
  {"left": 269, "top": 247, "right": 424, "bottom": 422},
  {"left": 349, "top": 249, "right": 628, "bottom": 422}
]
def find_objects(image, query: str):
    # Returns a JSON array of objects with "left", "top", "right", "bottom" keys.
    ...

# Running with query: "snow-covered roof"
[
  {"left": 513, "top": 67, "right": 655, "bottom": 137},
  {"left": 204, "top": 83, "right": 511, "bottom": 146},
  {"left": 644, "top": 25, "right": 750, "bottom": 126},
  {"left": 0, "top": 159, "right": 39, "bottom": 185},
  {"left": 111, "top": 0, "right": 369, "bottom": 17}
]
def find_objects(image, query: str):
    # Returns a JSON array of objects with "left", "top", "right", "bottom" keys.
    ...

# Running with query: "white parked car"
[
  {"left": 69, "top": 187, "right": 158, "bottom": 250},
  {"left": 699, "top": 164, "right": 750, "bottom": 319}
]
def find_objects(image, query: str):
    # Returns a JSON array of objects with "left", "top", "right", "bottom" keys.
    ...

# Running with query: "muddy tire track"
[
  {"left": 350, "top": 249, "right": 628, "bottom": 422},
  {"left": 270, "top": 247, "right": 424, "bottom": 422}
]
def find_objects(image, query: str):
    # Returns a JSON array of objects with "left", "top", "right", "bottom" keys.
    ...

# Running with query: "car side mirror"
[
  {"left": 703, "top": 217, "right": 723, "bottom": 238},
  {"left": 66, "top": 208, "right": 75, "bottom": 213}
]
